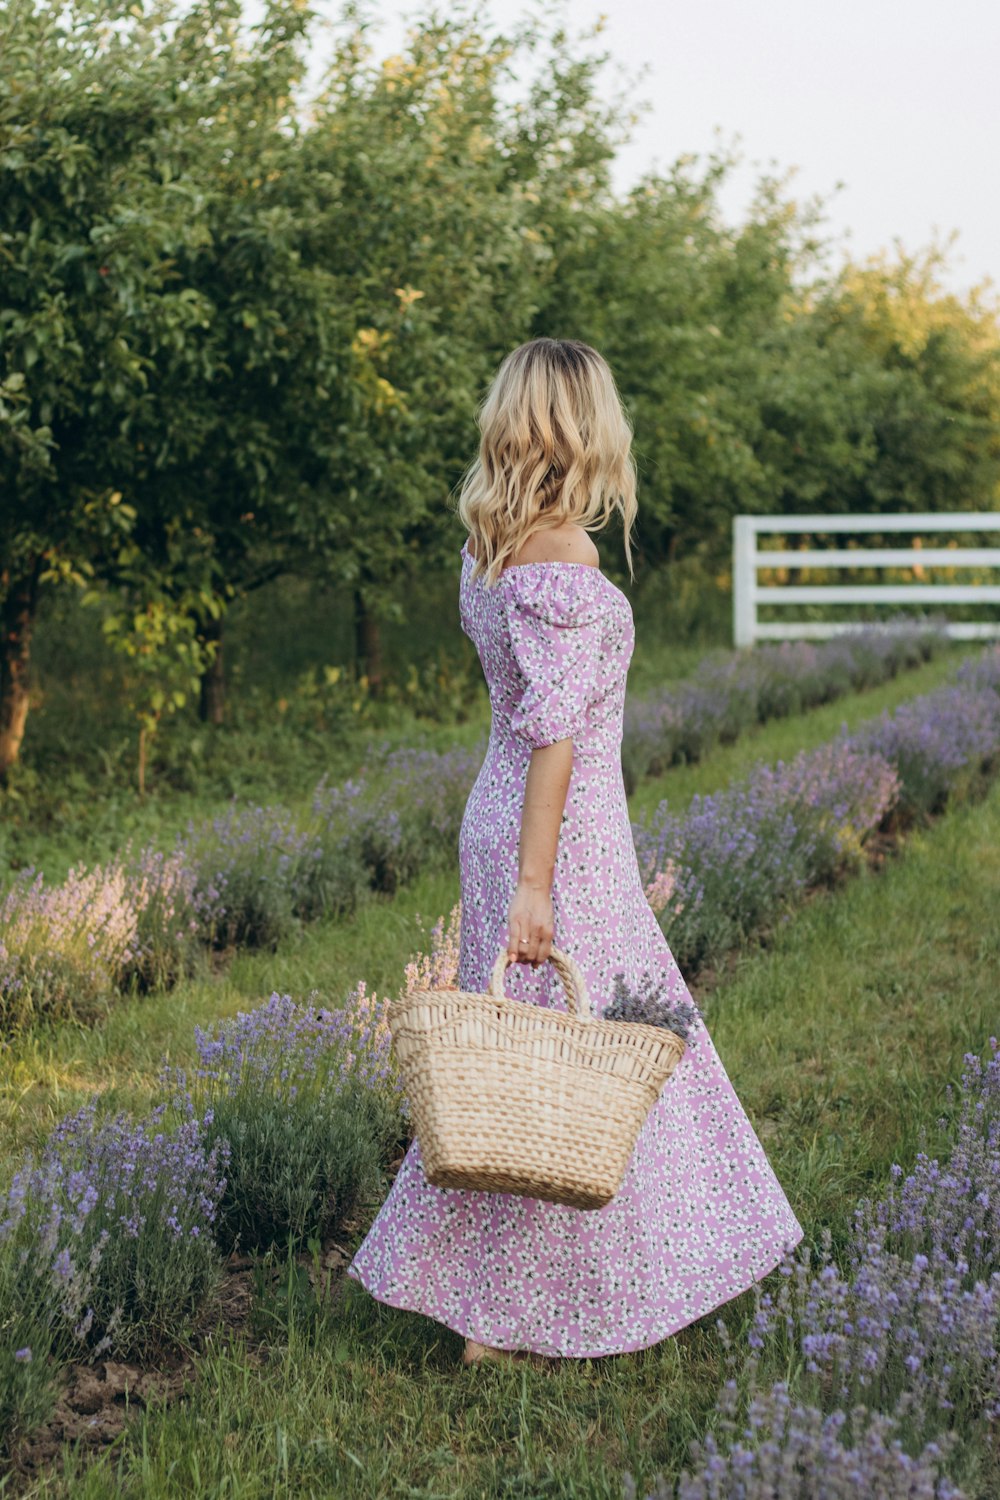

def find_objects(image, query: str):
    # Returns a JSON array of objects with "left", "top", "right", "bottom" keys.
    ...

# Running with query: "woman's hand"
[{"left": 507, "top": 878, "right": 554, "bottom": 966}]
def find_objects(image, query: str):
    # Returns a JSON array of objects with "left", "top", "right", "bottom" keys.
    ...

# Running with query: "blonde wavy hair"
[{"left": 455, "top": 338, "right": 638, "bottom": 588}]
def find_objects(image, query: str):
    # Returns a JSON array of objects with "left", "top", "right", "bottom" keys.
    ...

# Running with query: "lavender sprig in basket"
[{"left": 603, "top": 971, "right": 701, "bottom": 1045}]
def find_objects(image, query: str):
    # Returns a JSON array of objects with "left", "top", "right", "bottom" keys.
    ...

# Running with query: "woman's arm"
[{"left": 506, "top": 738, "right": 574, "bottom": 965}]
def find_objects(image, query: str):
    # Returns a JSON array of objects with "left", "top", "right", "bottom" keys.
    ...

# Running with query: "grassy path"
[
  {"left": 0, "top": 645, "right": 978, "bottom": 1168},
  {"left": 35, "top": 736, "right": 1000, "bottom": 1498}
]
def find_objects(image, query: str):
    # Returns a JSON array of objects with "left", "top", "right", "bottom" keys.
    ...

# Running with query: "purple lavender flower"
[
  {"left": 0, "top": 1097, "right": 228, "bottom": 1361},
  {"left": 166, "top": 986, "right": 406, "bottom": 1251},
  {"left": 632, "top": 740, "right": 899, "bottom": 968},
  {"left": 621, "top": 624, "right": 950, "bottom": 790},
  {"left": 603, "top": 971, "right": 701, "bottom": 1042}
]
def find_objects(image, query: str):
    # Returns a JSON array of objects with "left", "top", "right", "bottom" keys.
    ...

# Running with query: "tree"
[
  {"left": 283, "top": 4, "right": 631, "bottom": 688},
  {"left": 803, "top": 242, "right": 1000, "bottom": 515},
  {"left": 0, "top": 0, "right": 317, "bottom": 767}
]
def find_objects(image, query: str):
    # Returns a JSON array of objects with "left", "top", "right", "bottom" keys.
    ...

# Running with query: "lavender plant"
[
  {"left": 633, "top": 742, "right": 899, "bottom": 969},
  {"left": 167, "top": 986, "right": 406, "bottom": 1252},
  {"left": 179, "top": 803, "right": 332, "bottom": 950},
  {"left": 603, "top": 970, "right": 701, "bottom": 1042},
  {"left": 953, "top": 648, "right": 1000, "bottom": 697},
  {"left": 0, "top": 849, "right": 205, "bottom": 1028},
  {"left": 677, "top": 1039, "right": 1000, "bottom": 1495},
  {"left": 846, "top": 684, "right": 1000, "bottom": 819},
  {"left": 0, "top": 1096, "right": 228, "bottom": 1367},
  {"left": 620, "top": 623, "right": 948, "bottom": 793},
  {"left": 0, "top": 634, "right": 990, "bottom": 1031},
  {"left": 0, "top": 864, "right": 141, "bottom": 1027},
  {"left": 121, "top": 844, "right": 205, "bottom": 990},
  {"left": 338, "top": 742, "right": 484, "bottom": 895},
  {"left": 643, "top": 1384, "right": 963, "bottom": 1499}
]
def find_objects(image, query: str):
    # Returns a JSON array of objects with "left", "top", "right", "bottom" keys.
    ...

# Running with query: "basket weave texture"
[{"left": 388, "top": 946, "right": 686, "bottom": 1210}]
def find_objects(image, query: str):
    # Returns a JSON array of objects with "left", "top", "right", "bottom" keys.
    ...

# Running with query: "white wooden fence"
[{"left": 732, "top": 512, "right": 1000, "bottom": 648}]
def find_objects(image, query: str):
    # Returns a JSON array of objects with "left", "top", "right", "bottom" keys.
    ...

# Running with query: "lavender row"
[
  {"left": 635, "top": 648, "right": 1000, "bottom": 970},
  {"left": 1, "top": 865, "right": 996, "bottom": 1476},
  {"left": 0, "top": 626, "right": 970, "bottom": 1032},
  {"left": 621, "top": 622, "right": 949, "bottom": 792},
  {"left": 0, "top": 742, "right": 483, "bottom": 1030},
  {"left": 628, "top": 1038, "right": 1000, "bottom": 1498},
  {"left": 4, "top": 644, "right": 996, "bottom": 1463}
]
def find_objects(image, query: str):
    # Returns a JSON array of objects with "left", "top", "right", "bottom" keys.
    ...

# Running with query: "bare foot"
[{"left": 462, "top": 1338, "right": 559, "bottom": 1370}]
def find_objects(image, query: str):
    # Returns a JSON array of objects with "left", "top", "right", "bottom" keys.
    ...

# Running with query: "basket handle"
[{"left": 489, "top": 946, "right": 593, "bottom": 1019}]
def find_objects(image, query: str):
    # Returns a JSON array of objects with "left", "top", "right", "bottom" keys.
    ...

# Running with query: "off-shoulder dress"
[{"left": 344, "top": 539, "right": 804, "bottom": 1358}]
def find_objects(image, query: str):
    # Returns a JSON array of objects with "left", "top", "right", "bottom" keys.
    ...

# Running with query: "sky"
[{"left": 298, "top": 0, "right": 1000, "bottom": 303}]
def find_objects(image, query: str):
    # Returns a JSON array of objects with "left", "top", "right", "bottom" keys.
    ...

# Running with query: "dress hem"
[{"left": 343, "top": 1231, "right": 803, "bottom": 1361}]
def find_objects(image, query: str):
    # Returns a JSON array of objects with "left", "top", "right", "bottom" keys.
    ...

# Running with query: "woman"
[{"left": 345, "top": 337, "right": 803, "bottom": 1367}]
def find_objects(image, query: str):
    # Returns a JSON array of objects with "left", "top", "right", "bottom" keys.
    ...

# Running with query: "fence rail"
[{"left": 733, "top": 512, "right": 1000, "bottom": 647}]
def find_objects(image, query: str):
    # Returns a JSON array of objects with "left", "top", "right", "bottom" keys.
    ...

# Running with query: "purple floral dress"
[{"left": 345, "top": 540, "right": 804, "bottom": 1357}]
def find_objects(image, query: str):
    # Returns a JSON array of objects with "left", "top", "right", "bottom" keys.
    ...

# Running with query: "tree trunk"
[
  {"left": 0, "top": 560, "right": 41, "bottom": 780},
  {"left": 199, "top": 615, "right": 225, "bottom": 725},
  {"left": 353, "top": 587, "right": 384, "bottom": 697},
  {"left": 138, "top": 725, "right": 147, "bottom": 800}
]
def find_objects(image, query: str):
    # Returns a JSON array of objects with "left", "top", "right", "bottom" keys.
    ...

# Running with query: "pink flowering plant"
[
  {"left": 0, "top": 847, "right": 205, "bottom": 1029},
  {"left": 0, "top": 863, "right": 142, "bottom": 1027}
]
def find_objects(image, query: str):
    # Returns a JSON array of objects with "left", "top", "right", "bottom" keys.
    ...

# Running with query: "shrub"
[
  {"left": 172, "top": 985, "right": 405, "bottom": 1253},
  {"left": 848, "top": 684, "right": 1000, "bottom": 819},
  {"left": 0, "top": 864, "right": 141, "bottom": 1027},
  {"left": 0, "top": 1097, "right": 228, "bottom": 1366},
  {"left": 633, "top": 743, "right": 899, "bottom": 969}
]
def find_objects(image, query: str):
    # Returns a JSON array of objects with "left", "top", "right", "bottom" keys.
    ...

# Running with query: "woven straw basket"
[{"left": 388, "top": 945, "right": 686, "bottom": 1210}]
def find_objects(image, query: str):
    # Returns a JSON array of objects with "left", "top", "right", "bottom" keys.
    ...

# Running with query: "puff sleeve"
[{"left": 502, "top": 567, "right": 606, "bottom": 750}]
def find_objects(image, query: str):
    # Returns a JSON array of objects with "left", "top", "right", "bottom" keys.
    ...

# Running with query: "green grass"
[{"left": 26, "top": 740, "right": 1000, "bottom": 1499}]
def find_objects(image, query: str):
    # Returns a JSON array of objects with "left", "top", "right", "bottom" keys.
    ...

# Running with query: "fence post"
[{"left": 733, "top": 515, "right": 756, "bottom": 648}]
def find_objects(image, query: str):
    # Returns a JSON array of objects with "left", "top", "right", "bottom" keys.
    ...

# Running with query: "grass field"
[
  {"left": 14, "top": 725, "right": 998, "bottom": 1498},
  {"left": 3, "top": 636, "right": 996, "bottom": 1496}
]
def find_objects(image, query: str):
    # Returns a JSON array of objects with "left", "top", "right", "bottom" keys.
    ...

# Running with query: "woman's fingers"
[
  {"left": 506, "top": 894, "right": 554, "bottom": 966},
  {"left": 528, "top": 922, "right": 553, "bottom": 967}
]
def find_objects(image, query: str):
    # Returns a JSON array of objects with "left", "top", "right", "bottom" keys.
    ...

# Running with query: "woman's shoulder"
[
  {"left": 465, "top": 525, "right": 600, "bottom": 568},
  {"left": 509, "top": 526, "right": 600, "bottom": 569}
]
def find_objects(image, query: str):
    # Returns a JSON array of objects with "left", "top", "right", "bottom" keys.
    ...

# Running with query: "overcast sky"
[{"left": 300, "top": 0, "right": 999, "bottom": 303}]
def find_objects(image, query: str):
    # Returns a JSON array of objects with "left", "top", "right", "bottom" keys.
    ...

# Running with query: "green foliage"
[
  {"left": 99, "top": 594, "right": 213, "bottom": 792},
  {"left": 1, "top": 0, "right": 998, "bottom": 784},
  {"left": 179, "top": 991, "right": 404, "bottom": 1254},
  {"left": 206, "top": 1077, "right": 394, "bottom": 1255}
]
